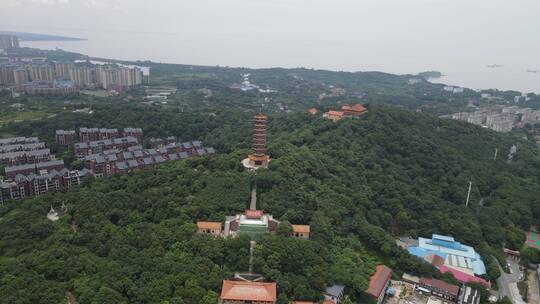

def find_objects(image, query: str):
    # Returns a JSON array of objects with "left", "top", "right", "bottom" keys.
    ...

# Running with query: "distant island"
[
  {"left": 0, "top": 31, "right": 85, "bottom": 41},
  {"left": 418, "top": 70, "right": 443, "bottom": 79}
]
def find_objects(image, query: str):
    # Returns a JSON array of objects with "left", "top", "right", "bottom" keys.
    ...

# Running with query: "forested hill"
[{"left": 1, "top": 106, "right": 539, "bottom": 303}]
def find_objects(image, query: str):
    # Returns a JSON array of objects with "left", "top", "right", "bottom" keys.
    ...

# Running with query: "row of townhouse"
[
  {"left": 0, "top": 168, "right": 90, "bottom": 203},
  {"left": 56, "top": 127, "right": 144, "bottom": 145},
  {"left": 84, "top": 141, "right": 216, "bottom": 177},
  {"left": 0, "top": 149, "right": 52, "bottom": 167},
  {"left": 0, "top": 142, "right": 45, "bottom": 153},
  {"left": 148, "top": 136, "right": 177, "bottom": 148},
  {"left": 0, "top": 137, "right": 39, "bottom": 146},
  {"left": 74, "top": 136, "right": 140, "bottom": 158},
  {"left": 4, "top": 159, "right": 66, "bottom": 179}
]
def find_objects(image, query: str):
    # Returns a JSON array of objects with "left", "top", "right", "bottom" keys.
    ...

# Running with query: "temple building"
[
  {"left": 224, "top": 209, "right": 279, "bottom": 240},
  {"left": 196, "top": 221, "right": 222, "bottom": 236},
  {"left": 290, "top": 224, "right": 310, "bottom": 239},
  {"left": 323, "top": 110, "right": 344, "bottom": 122},
  {"left": 219, "top": 280, "right": 277, "bottom": 304},
  {"left": 242, "top": 113, "right": 271, "bottom": 169},
  {"left": 323, "top": 103, "right": 368, "bottom": 122},
  {"left": 341, "top": 104, "right": 368, "bottom": 117}
]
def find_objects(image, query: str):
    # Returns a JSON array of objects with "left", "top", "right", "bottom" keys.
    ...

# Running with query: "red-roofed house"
[
  {"left": 365, "top": 265, "right": 392, "bottom": 304},
  {"left": 220, "top": 280, "right": 277, "bottom": 304},
  {"left": 290, "top": 224, "right": 310, "bottom": 239},
  {"left": 307, "top": 108, "right": 318, "bottom": 115},
  {"left": 418, "top": 277, "right": 460, "bottom": 303},
  {"left": 196, "top": 221, "right": 222, "bottom": 236}
]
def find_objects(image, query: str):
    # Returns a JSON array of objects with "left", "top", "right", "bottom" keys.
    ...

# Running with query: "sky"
[{"left": 1, "top": 0, "right": 540, "bottom": 91}]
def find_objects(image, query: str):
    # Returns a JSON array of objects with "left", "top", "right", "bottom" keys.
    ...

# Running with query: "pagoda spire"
[{"left": 242, "top": 112, "right": 271, "bottom": 169}]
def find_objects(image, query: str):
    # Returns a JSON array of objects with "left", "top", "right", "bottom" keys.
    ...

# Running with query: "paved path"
[
  {"left": 527, "top": 270, "right": 539, "bottom": 304},
  {"left": 250, "top": 186, "right": 257, "bottom": 210},
  {"left": 248, "top": 241, "right": 256, "bottom": 273}
]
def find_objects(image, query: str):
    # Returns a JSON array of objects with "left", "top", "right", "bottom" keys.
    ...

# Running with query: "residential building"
[
  {"left": 80, "top": 141, "right": 214, "bottom": 176},
  {"left": 54, "top": 62, "right": 74, "bottom": 80},
  {"left": 0, "top": 142, "right": 45, "bottom": 153},
  {"left": 0, "top": 168, "right": 89, "bottom": 203},
  {"left": 79, "top": 127, "right": 100, "bottom": 142},
  {"left": 74, "top": 137, "right": 139, "bottom": 158},
  {"left": 0, "top": 149, "right": 52, "bottom": 167},
  {"left": 13, "top": 68, "right": 28, "bottom": 91},
  {"left": 458, "top": 286, "right": 481, "bottom": 304},
  {"left": 0, "top": 64, "right": 16, "bottom": 85},
  {"left": 324, "top": 285, "right": 345, "bottom": 304},
  {"left": 365, "top": 265, "right": 392, "bottom": 304},
  {"left": 219, "top": 280, "right": 277, "bottom": 304},
  {"left": 417, "top": 278, "right": 460, "bottom": 303},
  {"left": 4, "top": 159, "right": 65, "bottom": 178},
  {"left": 149, "top": 136, "right": 177, "bottom": 148},
  {"left": 290, "top": 224, "right": 310, "bottom": 239},
  {"left": 29, "top": 65, "right": 54, "bottom": 82},
  {"left": 123, "top": 127, "right": 144, "bottom": 143},
  {"left": 196, "top": 221, "right": 222, "bottom": 236},
  {"left": 0, "top": 35, "right": 19, "bottom": 49},
  {"left": 99, "top": 128, "right": 119, "bottom": 140},
  {"left": 96, "top": 65, "right": 143, "bottom": 89},
  {"left": 69, "top": 66, "right": 95, "bottom": 87},
  {"left": 55, "top": 130, "right": 77, "bottom": 145},
  {"left": 23, "top": 80, "right": 78, "bottom": 96},
  {"left": 0, "top": 137, "right": 39, "bottom": 146}
]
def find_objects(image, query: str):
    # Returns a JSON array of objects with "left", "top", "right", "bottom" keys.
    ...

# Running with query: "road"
[{"left": 496, "top": 257, "right": 526, "bottom": 304}]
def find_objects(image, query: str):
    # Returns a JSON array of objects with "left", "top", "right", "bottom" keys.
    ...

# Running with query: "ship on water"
[
  {"left": 486, "top": 64, "right": 503, "bottom": 68},
  {"left": 526, "top": 69, "right": 538, "bottom": 74}
]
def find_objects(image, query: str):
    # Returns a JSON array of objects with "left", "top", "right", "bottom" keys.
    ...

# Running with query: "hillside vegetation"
[{"left": 0, "top": 106, "right": 539, "bottom": 303}]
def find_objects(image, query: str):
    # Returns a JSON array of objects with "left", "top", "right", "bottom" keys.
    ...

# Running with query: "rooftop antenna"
[{"left": 465, "top": 181, "right": 472, "bottom": 207}]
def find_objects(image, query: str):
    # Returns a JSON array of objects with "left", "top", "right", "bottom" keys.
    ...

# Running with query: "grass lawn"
[
  {"left": 0, "top": 111, "right": 54, "bottom": 126},
  {"left": 81, "top": 90, "right": 109, "bottom": 97}
]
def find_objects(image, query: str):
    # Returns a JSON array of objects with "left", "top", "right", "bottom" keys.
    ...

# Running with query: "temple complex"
[
  {"left": 224, "top": 209, "right": 279, "bottom": 240},
  {"left": 323, "top": 103, "right": 368, "bottom": 122},
  {"left": 242, "top": 113, "right": 271, "bottom": 169}
]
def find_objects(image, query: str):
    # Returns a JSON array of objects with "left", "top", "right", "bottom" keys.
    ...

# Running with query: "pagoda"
[{"left": 242, "top": 113, "right": 270, "bottom": 169}]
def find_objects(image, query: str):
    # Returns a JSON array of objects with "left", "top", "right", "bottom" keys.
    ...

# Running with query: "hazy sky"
[{"left": 1, "top": 0, "right": 540, "bottom": 91}]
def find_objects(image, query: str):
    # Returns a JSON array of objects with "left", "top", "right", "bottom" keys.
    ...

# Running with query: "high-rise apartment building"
[
  {"left": 13, "top": 68, "right": 28, "bottom": 91},
  {"left": 54, "top": 62, "right": 74, "bottom": 80},
  {"left": 0, "top": 35, "right": 20, "bottom": 49},
  {"left": 29, "top": 65, "right": 54, "bottom": 82},
  {"left": 69, "top": 66, "right": 95, "bottom": 87}
]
